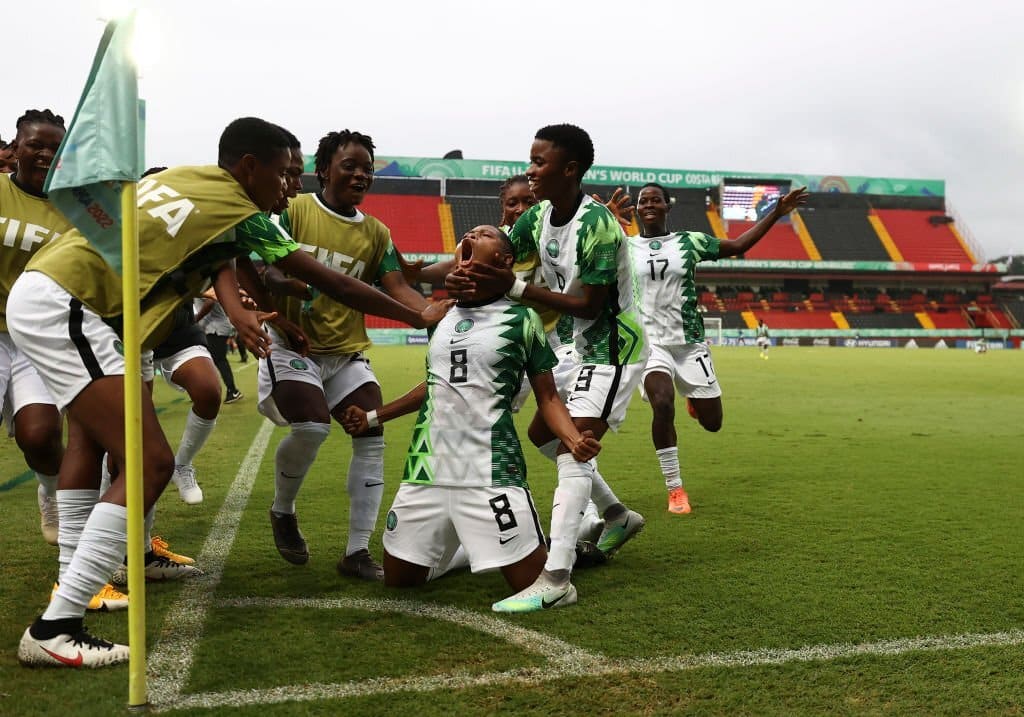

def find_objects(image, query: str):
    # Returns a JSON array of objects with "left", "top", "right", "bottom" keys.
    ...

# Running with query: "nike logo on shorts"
[
  {"left": 498, "top": 534, "right": 518, "bottom": 545},
  {"left": 364, "top": 481, "right": 384, "bottom": 488}
]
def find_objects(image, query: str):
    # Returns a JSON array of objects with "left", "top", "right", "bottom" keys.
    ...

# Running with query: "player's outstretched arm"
[
  {"left": 380, "top": 270, "right": 429, "bottom": 312},
  {"left": 212, "top": 263, "right": 275, "bottom": 359},
  {"left": 233, "top": 257, "right": 311, "bottom": 356},
  {"left": 262, "top": 263, "right": 314, "bottom": 300},
  {"left": 274, "top": 250, "right": 453, "bottom": 329},
  {"left": 341, "top": 382, "right": 428, "bottom": 436},
  {"left": 530, "top": 371, "right": 601, "bottom": 462},
  {"left": 719, "top": 186, "right": 809, "bottom": 258}
]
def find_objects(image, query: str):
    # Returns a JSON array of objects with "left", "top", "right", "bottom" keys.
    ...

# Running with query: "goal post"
[{"left": 703, "top": 316, "right": 724, "bottom": 346}]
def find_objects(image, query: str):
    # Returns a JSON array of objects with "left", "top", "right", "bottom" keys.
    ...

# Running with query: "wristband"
[
  {"left": 507, "top": 278, "right": 528, "bottom": 300},
  {"left": 365, "top": 410, "right": 380, "bottom": 428}
]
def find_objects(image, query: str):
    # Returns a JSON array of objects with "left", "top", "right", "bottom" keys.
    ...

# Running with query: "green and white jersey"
[
  {"left": 0, "top": 174, "right": 71, "bottom": 332},
  {"left": 757, "top": 323, "right": 770, "bottom": 338},
  {"left": 628, "top": 231, "right": 720, "bottom": 345},
  {"left": 509, "top": 195, "right": 646, "bottom": 366},
  {"left": 403, "top": 298, "right": 557, "bottom": 488},
  {"left": 278, "top": 193, "right": 401, "bottom": 355}
]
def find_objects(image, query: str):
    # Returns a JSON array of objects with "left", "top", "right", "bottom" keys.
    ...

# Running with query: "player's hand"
[
  {"left": 420, "top": 298, "right": 455, "bottom": 327},
  {"left": 463, "top": 261, "right": 515, "bottom": 299},
  {"left": 238, "top": 288, "right": 259, "bottom": 311},
  {"left": 444, "top": 266, "right": 476, "bottom": 301},
  {"left": 269, "top": 316, "right": 310, "bottom": 357},
  {"left": 340, "top": 406, "right": 368, "bottom": 435},
  {"left": 233, "top": 311, "right": 277, "bottom": 359},
  {"left": 569, "top": 429, "right": 601, "bottom": 462},
  {"left": 774, "top": 186, "right": 809, "bottom": 217},
  {"left": 596, "top": 187, "right": 634, "bottom": 230}
]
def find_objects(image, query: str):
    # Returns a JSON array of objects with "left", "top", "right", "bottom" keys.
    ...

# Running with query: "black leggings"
[{"left": 206, "top": 334, "right": 238, "bottom": 394}]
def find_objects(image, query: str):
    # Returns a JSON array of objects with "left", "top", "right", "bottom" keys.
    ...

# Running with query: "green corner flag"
[{"left": 45, "top": 12, "right": 144, "bottom": 272}]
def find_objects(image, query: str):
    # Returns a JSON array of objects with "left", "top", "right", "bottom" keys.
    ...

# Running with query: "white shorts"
[
  {"left": 640, "top": 343, "right": 723, "bottom": 400},
  {"left": 0, "top": 332, "right": 57, "bottom": 430},
  {"left": 561, "top": 360, "right": 644, "bottom": 432},
  {"left": 511, "top": 342, "right": 576, "bottom": 412},
  {"left": 257, "top": 328, "right": 379, "bottom": 426},
  {"left": 7, "top": 272, "right": 140, "bottom": 411},
  {"left": 383, "top": 483, "right": 544, "bottom": 573},
  {"left": 154, "top": 345, "right": 213, "bottom": 392},
  {"left": 756, "top": 336, "right": 770, "bottom": 349}
]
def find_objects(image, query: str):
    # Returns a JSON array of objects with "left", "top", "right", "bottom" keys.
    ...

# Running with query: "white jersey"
[
  {"left": 509, "top": 196, "right": 647, "bottom": 366},
  {"left": 629, "top": 231, "right": 720, "bottom": 346},
  {"left": 403, "top": 298, "right": 556, "bottom": 488}
]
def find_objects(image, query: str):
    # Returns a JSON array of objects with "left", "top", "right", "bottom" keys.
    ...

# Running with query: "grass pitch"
[{"left": 0, "top": 346, "right": 1021, "bottom": 715}]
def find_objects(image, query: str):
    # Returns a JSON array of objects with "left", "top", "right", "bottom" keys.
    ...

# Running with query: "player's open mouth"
[{"left": 459, "top": 238, "right": 474, "bottom": 264}]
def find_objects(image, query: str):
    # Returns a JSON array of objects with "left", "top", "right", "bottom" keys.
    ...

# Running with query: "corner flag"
[
  {"left": 46, "top": 12, "right": 150, "bottom": 708},
  {"left": 45, "top": 12, "right": 144, "bottom": 272}
]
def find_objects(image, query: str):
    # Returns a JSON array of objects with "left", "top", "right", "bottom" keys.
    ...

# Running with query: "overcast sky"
[{"left": 6, "top": 0, "right": 1023, "bottom": 260}]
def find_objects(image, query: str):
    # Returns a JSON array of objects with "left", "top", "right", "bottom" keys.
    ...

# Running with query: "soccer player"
[
  {"left": 11, "top": 117, "right": 450, "bottom": 668},
  {"left": 0, "top": 110, "right": 68, "bottom": 547},
  {"left": 196, "top": 294, "right": 245, "bottom": 403},
  {"left": 257, "top": 129, "right": 436, "bottom": 580},
  {"left": 630, "top": 182, "right": 807, "bottom": 513},
  {"left": 453, "top": 124, "right": 650, "bottom": 611},
  {"left": 756, "top": 319, "right": 771, "bottom": 359},
  {"left": 341, "top": 225, "right": 600, "bottom": 603},
  {"left": 0, "top": 136, "right": 15, "bottom": 173}
]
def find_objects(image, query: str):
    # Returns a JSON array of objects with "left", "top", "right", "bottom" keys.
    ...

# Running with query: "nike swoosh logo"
[
  {"left": 449, "top": 336, "right": 470, "bottom": 344},
  {"left": 42, "top": 646, "right": 83, "bottom": 666},
  {"left": 498, "top": 534, "right": 518, "bottom": 545},
  {"left": 541, "top": 590, "right": 570, "bottom": 609},
  {"left": 364, "top": 481, "right": 384, "bottom": 488},
  {"left": 707, "top": 379, "right": 717, "bottom": 385}
]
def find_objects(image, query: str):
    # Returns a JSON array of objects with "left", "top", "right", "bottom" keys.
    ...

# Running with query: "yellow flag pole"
[{"left": 121, "top": 180, "right": 148, "bottom": 708}]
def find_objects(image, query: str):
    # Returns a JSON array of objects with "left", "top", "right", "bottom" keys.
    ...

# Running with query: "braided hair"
[
  {"left": 314, "top": 130, "right": 375, "bottom": 188},
  {"left": 15, "top": 109, "right": 66, "bottom": 138}
]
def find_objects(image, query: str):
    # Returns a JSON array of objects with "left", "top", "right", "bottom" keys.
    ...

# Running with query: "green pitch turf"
[{"left": 1, "top": 346, "right": 1021, "bottom": 715}]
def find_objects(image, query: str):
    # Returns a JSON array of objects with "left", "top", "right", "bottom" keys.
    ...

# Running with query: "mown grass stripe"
[{"left": 148, "top": 419, "right": 275, "bottom": 708}]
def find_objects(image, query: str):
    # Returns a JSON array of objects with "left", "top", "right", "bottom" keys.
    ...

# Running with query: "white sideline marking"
[
  {"left": 218, "top": 596, "right": 604, "bottom": 667},
  {"left": 148, "top": 418, "right": 275, "bottom": 708},
  {"left": 161, "top": 627, "right": 1024, "bottom": 712}
]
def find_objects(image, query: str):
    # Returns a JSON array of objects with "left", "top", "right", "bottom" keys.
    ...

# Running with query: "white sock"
[
  {"left": 44, "top": 502, "right": 127, "bottom": 620},
  {"left": 656, "top": 446, "right": 682, "bottom": 490},
  {"left": 346, "top": 435, "right": 385, "bottom": 556},
  {"left": 537, "top": 439, "right": 560, "bottom": 462},
  {"left": 99, "top": 455, "right": 112, "bottom": 495},
  {"left": 56, "top": 489, "right": 100, "bottom": 584},
  {"left": 36, "top": 472, "right": 58, "bottom": 497},
  {"left": 589, "top": 459, "right": 619, "bottom": 514},
  {"left": 175, "top": 409, "right": 217, "bottom": 467},
  {"left": 271, "top": 421, "right": 330, "bottom": 515},
  {"left": 545, "top": 455, "right": 594, "bottom": 573},
  {"left": 144, "top": 506, "right": 155, "bottom": 553},
  {"left": 578, "top": 500, "right": 603, "bottom": 542},
  {"left": 428, "top": 544, "right": 469, "bottom": 581}
]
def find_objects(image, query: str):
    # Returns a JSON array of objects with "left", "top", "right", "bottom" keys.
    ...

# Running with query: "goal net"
[{"left": 703, "top": 317, "right": 724, "bottom": 346}]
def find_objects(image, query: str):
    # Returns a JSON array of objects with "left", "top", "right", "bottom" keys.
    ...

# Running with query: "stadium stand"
[
  {"left": 798, "top": 194, "right": 891, "bottom": 261},
  {"left": 873, "top": 208, "right": 973, "bottom": 263},
  {"left": 296, "top": 160, "right": 1018, "bottom": 344},
  {"left": 846, "top": 312, "right": 922, "bottom": 330},
  {"left": 724, "top": 220, "right": 810, "bottom": 260},
  {"left": 358, "top": 178, "right": 446, "bottom": 254},
  {"left": 748, "top": 310, "right": 839, "bottom": 329}
]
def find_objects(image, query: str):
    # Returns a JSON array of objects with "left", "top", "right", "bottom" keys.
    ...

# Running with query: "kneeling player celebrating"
[{"left": 342, "top": 225, "right": 599, "bottom": 610}]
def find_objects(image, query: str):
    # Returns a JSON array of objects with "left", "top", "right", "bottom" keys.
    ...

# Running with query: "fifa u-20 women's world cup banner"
[{"left": 314, "top": 156, "right": 947, "bottom": 198}]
